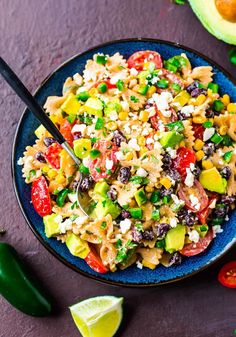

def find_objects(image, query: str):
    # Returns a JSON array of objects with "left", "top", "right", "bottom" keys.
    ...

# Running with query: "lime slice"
[{"left": 69, "top": 296, "right": 123, "bottom": 337}]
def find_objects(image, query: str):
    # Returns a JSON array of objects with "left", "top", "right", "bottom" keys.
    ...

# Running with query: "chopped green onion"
[
  {"left": 79, "top": 114, "right": 93, "bottom": 125},
  {"left": 90, "top": 149, "right": 101, "bottom": 159},
  {"left": 116, "top": 79, "right": 124, "bottom": 91},
  {"left": 95, "top": 117, "right": 105, "bottom": 130},
  {"left": 97, "top": 82, "right": 108, "bottom": 93},
  {"left": 163, "top": 196, "right": 171, "bottom": 204},
  {"left": 67, "top": 114, "right": 77, "bottom": 124},
  {"left": 211, "top": 133, "right": 223, "bottom": 144},
  {"left": 115, "top": 248, "right": 127, "bottom": 263},
  {"left": 203, "top": 121, "right": 213, "bottom": 128},
  {"left": 95, "top": 167, "right": 101, "bottom": 173},
  {"left": 208, "top": 83, "right": 219, "bottom": 93},
  {"left": 129, "top": 208, "right": 143, "bottom": 219},
  {"left": 115, "top": 239, "right": 122, "bottom": 248},
  {"left": 130, "top": 95, "right": 139, "bottom": 103},
  {"left": 151, "top": 209, "right": 161, "bottom": 221},
  {"left": 223, "top": 150, "right": 233, "bottom": 163},
  {"left": 150, "top": 191, "right": 161, "bottom": 203},
  {"left": 172, "top": 83, "right": 181, "bottom": 92},
  {"left": 138, "top": 84, "right": 149, "bottom": 95},
  {"left": 198, "top": 83, "right": 206, "bottom": 89},
  {"left": 100, "top": 222, "right": 107, "bottom": 229},
  {"left": 76, "top": 91, "right": 90, "bottom": 102},
  {"left": 166, "top": 121, "right": 184, "bottom": 132},
  {"left": 213, "top": 100, "right": 224, "bottom": 112},
  {"left": 79, "top": 164, "right": 89, "bottom": 174},
  {"left": 96, "top": 54, "right": 107, "bottom": 65},
  {"left": 212, "top": 217, "right": 224, "bottom": 225},
  {"left": 56, "top": 189, "right": 71, "bottom": 207},
  {"left": 157, "top": 79, "right": 169, "bottom": 89},
  {"left": 135, "top": 222, "right": 143, "bottom": 232}
]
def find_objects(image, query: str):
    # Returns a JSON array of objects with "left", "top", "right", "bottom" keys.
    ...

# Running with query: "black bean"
[
  {"left": 203, "top": 143, "right": 215, "bottom": 156},
  {"left": 221, "top": 195, "right": 236, "bottom": 205},
  {"left": 178, "top": 207, "right": 198, "bottom": 226},
  {"left": 192, "top": 166, "right": 201, "bottom": 177},
  {"left": 191, "top": 88, "right": 207, "bottom": 98},
  {"left": 43, "top": 137, "right": 56, "bottom": 147},
  {"left": 113, "top": 130, "right": 127, "bottom": 147},
  {"left": 160, "top": 186, "right": 174, "bottom": 197},
  {"left": 120, "top": 210, "right": 131, "bottom": 219},
  {"left": 220, "top": 166, "right": 231, "bottom": 180},
  {"left": 154, "top": 223, "right": 171, "bottom": 239},
  {"left": 107, "top": 187, "right": 117, "bottom": 201},
  {"left": 35, "top": 151, "right": 46, "bottom": 163},
  {"left": 118, "top": 167, "right": 131, "bottom": 184},
  {"left": 142, "top": 230, "right": 155, "bottom": 241},
  {"left": 79, "top": 176, "right": 94, "bottom": 192},
  {"left": 169, "top": 252, "right": 182, "bottom": 266},
  {"left": 186, "top": 81, "right": 199, "bottom": 94},
  {"left": 167, "top": 169, "right": 181, "bottom": 183},
  {"left": 132, "top": 227, "right": 143, "bottom": 243},
  {"left": 205, "top": 109, "right": 215, "bottom": 118},
  {"left": 162, "top": 153, "right": 172, "bottom": 170}
]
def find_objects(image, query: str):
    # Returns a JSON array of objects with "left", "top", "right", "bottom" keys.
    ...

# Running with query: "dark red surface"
[{"left": 0, "top": 1, "right": 235, "bottom": 336}]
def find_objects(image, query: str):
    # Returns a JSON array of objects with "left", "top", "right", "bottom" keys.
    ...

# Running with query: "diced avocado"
[
  {"left": 35, "top": 124, "right": 46, "bottom": 138},
  {"left": 61, "top": 93, "right": 81, "bottom": 115},
  {"left": 165, "top": 225, "right": 186, "bottom": 254},
  {"left": 43, "top": 214, "right": 61, "bottom": 238},
  {"left": 199, "top": 167, "right": 227, "bottom": 194},
  {"left": 189, "top": 0, "right": 236, "bottom": 45},
  {"left": 91, "top": 198, "right": 121, "bottom": 220},
  {"left": 65, "top": 233, "right": 90, "bottom": 259},
  {"left": 172, "top": 90, "right": 190, "bottom": 107},
  {"left": 134, "top": 188, "right": 148, "bottom": 206},
  {"left": 84, "top": 97, "right": 103, "bottom": 117},
  {"left": 104, "top": 101, "right": 122, "bottom": 117},
  {"left": 73, "top": 138, "right": 91, "bottom": 159},
  {"left": 159, "top": 131, "right": 184, "bottom": 148},
  {"left": 94, "top": 181, "right": 110, "bottom": 197}
]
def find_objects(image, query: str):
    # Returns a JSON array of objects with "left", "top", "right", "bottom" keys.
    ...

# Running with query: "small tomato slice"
[
  {"left": 31, "top": 176, "right": 52, "bottom": 217},
  {"left": 45, "top": 143, "right": 62, "bottom": 169},
  {"left": 173, "top": 147, "right": 196, "bottom": 177},
  {"left": 94, "top": 79, "right": 116, "bottom": 89},
  {"left": 192, "top": 123, "right": 204, "bottom": 140},
  {"left": 180, "top": 229, "right": 213, "bottom": 256},
  {"left": 218, "top": 261, "right": 236, "bottom": 288},
  {"left": 60, "top": 120, "right": 74, "bottom": 147},
  {"left": 89, "top": 140, "right": 118, "bottom": 182},
  {"left": 161, "top": 69, "right": 184, "bottom": 89},
  {"left": 85, "top": 246, "right": 108, "bottom": 274},
  {"left": 127, "top": 50, "right": 163, "bottom": 71},
  {"left": 197, "top": 195, "right": 218, "bottom": 224},
  {"left": 178, "top": 179, "right": 209, "bottom": 213}
]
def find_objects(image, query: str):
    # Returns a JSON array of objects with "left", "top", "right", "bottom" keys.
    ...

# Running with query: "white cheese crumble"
[
  {"left": 130, "top": 67, "right": 139, "bottom": 76},
  {"left": 59, "top": 218, "right": 73, "bottom": 234},
  {"left": 189, "top": 194, "right": 200, "bottom": 211},
  {"left": 115, "top": 151, "right": 124, "bottom": 160},
  {"left": 124, "top": 125, "right": 131, "bottom": 134},
  {"left": 166, "top": 147, "right": 177, "bottom": 159},
  {"left": 82, "top": 156, "right": 90, "bottom": 167},
  {"left": 145, "top": 106, "right": 156, "bottom": 117},
  {"left": 128, "top": 138, "right": 140, "bottom": 151},
  {"left": 109, "top": 111, "right": 118, "bottom": 121},
  {"left": 54, "top": 215, "right": 63, "bottom": 224},
  {"left": 120, "top": 219, "right": 132, "bottom": 234},
  {"left": 154, "top": 141, "right": 162, "bottom": 150},
  {"left": 105, "top": 158, "right": 114, "bottom": 170},
  {"left": 170, "top": 218, "right": 178, "bottom": 228},
  {"left": 75, "top": 216, "right": 89, "bottom": 227},
  {"left": 110, "top": 72, "right": 126, "bottom": 85},
  {"left": 209, "top": 198, "right": 217, "bottom": 209},
  {"left": 136, "top": 168, "right": 148, "bottom": 177},
  {"left": 120, "top": 100, "right": 129, "bottom": 112},
  {"left": 188, "top": 230, "right": 200, "bottom": 243},
  {"left": 152, "top": 92, "right": 173, "bottom": 115},
  {"left": 212, "top": 225, "right": 223, "bottom": 237},
  {"left": 71, "top": 123, "right": 87, "bottom": 136},
  {"left": 180, "top": 105, "right": 195, "bottom": 117},
  {"left": 184, "top": 168, "right": 195, "bottom": 188},
  {"left": 136, "top": 260, "right": 143, "bottom": 269},
  {"left": 73, "top": 73, "right": 83, "bottom": 86},
  {"left": 68, "top": 193, "right": 78, "bottom": 203},
  {"left": 146, "top": 137, "right": 154, "bottom": 145},
  {"left": 203, "top": 127, "right": 215, "bottom": 141},
  {"left": 17, "top": 157, "right": 24, "bottom": 165}
]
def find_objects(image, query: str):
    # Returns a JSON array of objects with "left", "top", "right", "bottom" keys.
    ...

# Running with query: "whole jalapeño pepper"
[{"left": 0, "top": 242, "right": 52, "bottom": 316}]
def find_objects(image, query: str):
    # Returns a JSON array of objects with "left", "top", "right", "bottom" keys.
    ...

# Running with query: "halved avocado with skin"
[{"left": 189, "top": 0, "right": 236, "bottom": 45}]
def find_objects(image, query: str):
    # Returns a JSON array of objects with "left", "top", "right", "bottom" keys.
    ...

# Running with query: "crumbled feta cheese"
[
  {"left": 68, "top": 193, "right": 78, "bottom": 203},
  {"left": 17, "top": 157, "right": 24, "bottom": 165},
  {"left": 189, "top": 163, "right": 195, "bottom": 171},
  {"left": 115, "top": 151, "right": 124, "bottom": 160},
  {"left": 141, "top": 128, "right": 150, "bottom": 136},
  {"left": 59, "top": 218, "right": 73, "bottom": 234},
  {"left": 136, "top": 168, "right": 148, "bottom": 177},
  {"left": 209, "top": 198, "right": 217, "bottom": 209},
  {"left": 120, "top": 100, "right": 129, "bottom": 112},
  {"left": 145, "top": 106, "right": 156, "bottom": 117},
  {"left": 152, "top": 92, "right": 173, "bottom": 115},
  {"left": 158, "top": 122, "right": 166, "bottom": 133},
  {"left": 219, "top": 160, "right": 224, "bottom": 165},
  {"left": 110, "top": 72, "right": 126, "bottom": 84},
  {"left": 124, "top": 125, "right": 131, "bottom": 134},
  {"left": 77, "top": 86, "right": 86, "bottom": 93},
  {"left": 225, "top": 215, "right": 229, "bottom": 221},
  {"left": 54, "top": 215, "right": 63, "bottom": 224},
  {"left": 71, "top": 123, "right": 87, "bottom": 136},
  {"left": 189, "top": 194, "right": 200, "bottom": 211},
  {"left": 73, "top": 73, "right": 83, "bottom": 86},
  {"left": 105, "top": 158, "right": 114, "bottom": 170},
  {"left": 166, "top": 147, "right": 177, "bottom": 159},
  {"left": 170, "top": 217, "right": 178, "bottom": 228},
  {"left": 130, "top": 68, "right": 139, "bottom": 76},
  {"left": 146, "top": 137, "right": 154, "bottom": 145},
  {"left": 188, "top": 230, "right": 200, "bottom": 243},
  {"left": 184, "top": 168, "right": 195, "bottom": 187},
  {"left": 128, "top": 138, "right": 140, "bottom": 151},
  {"left": 150, "top": 76, "right": 158, "bottom": 85},
  {"left": 75, "top": 216, "right": 89, "bottom": 227},
  {"left": 109, "top": 111, "right": 118, "bottom": 121},
  {"left": 203, "top": 127, "right": 215, "bottom": 141},
  {"left": 180, "top": 105, "right": 195, "bottom": 117},
  {"left": 120, "top": 219, "right": 132, "bottom": 234},
  {"left": 136, "top": 260, "right": 143, "bottom": 269},
  {"left": 82, "top": 157, "right": 90, "bottom": 167},
  {"left": 212, "top": 225, "right": 223, "bottom": 237},
  {"left": 154, "top": 141, "right": 162, "bottom": 150}
]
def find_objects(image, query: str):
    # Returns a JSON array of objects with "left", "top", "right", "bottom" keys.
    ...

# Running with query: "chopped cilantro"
[
  {"left": 100, "top": 221, "right": 107, "bottom": 229},
  {"left": 130, "top": 95, "right": 139, "bottom": 103}
]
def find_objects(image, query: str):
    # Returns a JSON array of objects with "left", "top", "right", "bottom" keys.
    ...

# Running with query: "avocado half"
[{"left": 189, "top": 0, "right": 236, "bottom": 45}]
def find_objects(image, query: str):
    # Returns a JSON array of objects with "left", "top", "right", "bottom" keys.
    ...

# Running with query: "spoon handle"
[{"left": 0, "top": 57, "right": 65, "bottom": 144}]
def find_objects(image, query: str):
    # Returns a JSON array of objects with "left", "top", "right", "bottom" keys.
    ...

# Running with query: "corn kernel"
[
  {"left": 219, "top": 125, "right": 228, "bottom": 136},
  {"left": 142, "top": 260, "right": 156, "bottom": 270},
  {"left": 48, "top": 169, "right": 57, "bottom": 179},
  {"left": 139, "top": 146, "right": 148, "bottom": 156},
  {"left": 107, "top": 122, "right": 117, "bottom": 131},
  {"left": 194, "top": 139, "right": 204, "bottom": 151},
  {"left": 196, "top": 150, "right": 205, "bottom": 161},
  {"left": 188, "top": 98, "right": 196, "bottom": 105},
  {"left": 118, "top": 111, "right": 128, "bottom": 121},
  {"left": 145, "top": 185, "right": 154, "bottom": 193},
  {"left": 42, "top": 165, "right": 50, "bottom": 174},
  {"left": 227, "top": 103, "right": 236, "bottom": 114},
  {"left": 129, "top": 199, "right": 136, "bottom": 207},
  {"left": 192, "top": 116, "right": 207, "bottom": 124},
  {"left": 160, "top": 177, "right": 172, "bottom": 189},
  {"left": 202, "top": 160, "right": 213, "bottom": 170},
  {"left": 207, "top": 88, "right": 213, "bottom": 97},
  {"left": 139, "top": 110, "right": 149, "bottom": 122},
  {"left": 138, "top": 136, "right": 146, "bottom": 146},
  {"left": 88, "top": 88, "right": 98, "bottom": 96},
  {"left": 221, "top": 94, "right": 230, "bottom": 106},
  {"left": 147, "top": 85, "right": 156, "bottom": 98},
  {"left": 208, "top": 118, "right": 214, "bottom": 124},
  {"left": 125, "top": 152, "right": 133, "bottom": 161},
  {"left": 195, "top": 94, "right": 207, "bottom": 106},
  {"left": 55, "top": 174, "right": 66, "bottom": 184},
  {"left": 179, "top": 140, "right": 186, "bottom": 147}
]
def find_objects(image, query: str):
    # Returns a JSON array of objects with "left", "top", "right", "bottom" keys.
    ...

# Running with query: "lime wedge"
[{"left": 69, "top": 296, "right": 123, "bottom": 337}]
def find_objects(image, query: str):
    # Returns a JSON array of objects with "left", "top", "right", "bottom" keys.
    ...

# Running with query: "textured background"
[{"left": 0, "top": 1, "right": 235, "bottom": 336}]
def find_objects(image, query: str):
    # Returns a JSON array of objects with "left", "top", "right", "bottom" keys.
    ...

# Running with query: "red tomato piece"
[
  {"left": 150, "top": 114, "right": 160, "bottom": 131},
  {"left": 172, "top": 147, "right": 196, "bottom": 177},
  {"left": 127, "top": 51, "right": 163, "bottom": 71},
  {"left": 218, "top": 261, "right": 236, "bottom": 288},
  {"left": 192, "top": 123, "right": 204, "bottom": 140},
  {"left": 180, "top": 229, "right": 213, "bottom": 256},
  {"left": 45, "top": 143, "right": 62, "bottom": 169},
  {"left": 178, "top": 179, "right": 209, "bottom": 213},
  {"left": 89, "top": 140, "right": 118, "bottom": 182},
  {"left": 85, "top": 246, "right": 108, "bottom": 274},
  {"left": 197, "top": 195, "right": 218, "bottom": 224},
  {"left": 94, "top": 79, "right": 116, "bottom": 89},
  {"left": 60, "top": 120, "right": 74, "bottom": 147},
  {"left": 31, "top": 176, "right": 52, "bottom": 217},
  {"left": 161, "top": 69, "right": 185, "bottom": 89}
]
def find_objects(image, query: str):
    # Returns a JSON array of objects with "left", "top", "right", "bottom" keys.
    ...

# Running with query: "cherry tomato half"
[
  {"left": 31, "top": 176, "right": 52, "bottom": 217},
  {"left": 192, "top": 123, "right": 204, "bottom": 140},
  {"left": 127, "top": 51, "right": 163, "bottom": 71},
  {"left": 218, "top": 261, "right": 236, "bottom": 288},
  {"left": 89, "top": 140, "right": 118, "bottom": 182},
  {"left": 197, "top": 195, "right": 218, "bottom": 224},
  {"left": 85, "top": 246, "right": 108, "bottom": 274},
  {"left": 173, "top": 147, "right": 196, "bottom": 177},
  {"left": 45, "top": 142, "right": 62, "bottom": 169},
  {"left": 180, "top": 229, "right": 213, "bottom": 256},
  {"left": 60, "top": 120, "right": 74, "bottom": 147},
  {"left": 178, "top": 179, "right": 209, "bottom": 213}
]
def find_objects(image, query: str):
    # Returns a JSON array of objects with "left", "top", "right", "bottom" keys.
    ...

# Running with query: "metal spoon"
[{"left": 0, "top": 57, "right": 88, "bottom": 216}]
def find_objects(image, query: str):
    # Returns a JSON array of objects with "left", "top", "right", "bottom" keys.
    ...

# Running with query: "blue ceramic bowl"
[{"left": 12, "top": 39, "right": 236, "bottom": 287}]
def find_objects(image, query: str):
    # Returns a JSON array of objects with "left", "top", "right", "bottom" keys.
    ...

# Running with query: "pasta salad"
[{"left": 19, "top": 50, "right": 236, "bottom": 273}]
